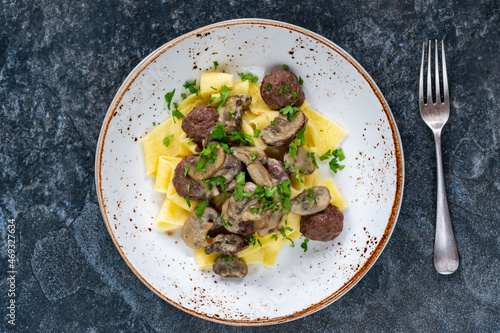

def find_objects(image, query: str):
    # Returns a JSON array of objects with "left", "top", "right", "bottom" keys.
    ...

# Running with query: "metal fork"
[{"left": 419, "top": 40, "right": 459, "bottom": 275}]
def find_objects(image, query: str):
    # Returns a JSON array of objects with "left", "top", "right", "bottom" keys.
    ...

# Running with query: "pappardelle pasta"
[{"left": 143, "top": 66, "right": 347, "bottom": 278}]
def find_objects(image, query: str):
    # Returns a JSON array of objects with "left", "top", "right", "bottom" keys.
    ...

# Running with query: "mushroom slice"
[
  {"left": 188, "top": 143, "right": 226, "bottom": 181},
  {"left": 219, "top": 95, "right": 252, "bottom": 134},
  {"left": 284, "top": 146, "right": 316, "bottom": 175},
  {"left": 254, "top": 208, "right": 284, "bottom": 237},
  {"left": 266, "top": 158, "right": 290, "bottom": 186},
  {"left": 259, "top": 110, "right": 307, "bottom": 146},
  {"left": 247, "top": 162, "right": 274, "bottom": 187},
  {"left": 213, "top": 256, "right": 248, "bottom": 278},
  {"left": 220, "top": 200, "right": 257, "bottom": 237},
  {"left": 182, "top": 206, "right": 220, "bottom": 249},
  {"left": 232, "top": 146, "right": 268, "bottom": 166},
  {"left": 290, "top": 186, "right": 331, "bottom": 216},
  {"left": 205, "top": 234, "right": 249, "bottom": 256},
  {"left": 212, "top": 153, "right": 242, "bottom": 181}
]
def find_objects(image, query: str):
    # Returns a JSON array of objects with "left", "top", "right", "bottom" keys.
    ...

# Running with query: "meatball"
[
  {"left": 300, "top": 204, "right": 343, "bottom": 242},
  {"left": 260, "top": 69, "right": 305, "bottom": 110},
  {"left": 181, "top": 105, "right": 219, "bottom": 145},
  {"left": 172, "top": 156, "right": 207, "bottom": 200},
  {"left": 266, "top": 158, "right": 289, "bottom": 184}
]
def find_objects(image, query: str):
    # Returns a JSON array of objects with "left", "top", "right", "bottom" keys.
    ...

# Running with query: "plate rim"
[{"left": 95, "top": 18, "right": 405, "bottom": 326}]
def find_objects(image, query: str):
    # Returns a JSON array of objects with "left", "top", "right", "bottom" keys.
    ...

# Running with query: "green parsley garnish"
[
  {"left": 257, "top": 239, "right": 262, "bottom": 247},
  {"left": 250, "top": 207, "right": 259, "bottom": 214},
  {"left": 277, "top": 88, "right": 283, "bottom": 95},
  {"left": 184, "top": 166, "right": 190, "bottom": 176},
  {"left": 271, "top": 234, "right": 278, "bottom": 241},
  {"left": 252, "top": 150, "right": 258, "bottom": 161},
  {"left": 223, "top": 220, "right": 233, "bottom": 227},
  {"left": 329, "top": 148, "right": 346, "bottom": 173},
  {"left": 185, "top": 184, "right": 191, "bottom": 208},
  {"left": 295, "top": 169, "right": 305, "bottom": 183},
  {"left": 172, "top": 102, "right": 185, "bottom": 123},
  {"left": 152, "top": 121, "right": 156, "bottom": 126},
  {"left": 220, "top": 255, "right": 234, "bottom": 262},
  {"left": 238, "top": 72, "right": 259, "bottom": 83},
  {"left": 228, "top": 109, "right": 236, "bottom": 118},
  {"left": 181, "top": 93, "right": 187, "bottom": 100},
  {"left": 245, "top": 235, "right": 256, "bottom": 246},
  {"left": 306, "top": 189, "right": 317, "bottom": 206},
  {"left": 194, "top": 199, "right": 208, "bottom": 219},
  {"left": 270, "top": 120, "right": 279, "bottom": 126},
  {"left": 253, "top": 129, "right": 261, "bottom": 137},
  {"left": 164, "top": 89, "right": 175, "bottom": 110},
  {"left": 299, "top": 76, "right": 304, "bottom": 85},
  {"left": 283, "top": 85, "right": 291, "bottom": 93},
  {"left": 296, "top": 127, "right": 306, "bottom": 146},
  {"left": 280, "top": 105, "right": 300, "bottom": 121},
  {"left": 307, "top": 152, "right": 319, "bottom": 169},
  {"left": 210, "top": 86, "right": 218, "bottom": 90},
  {"left": 210, "top": 85, "right": 232, "bottom": 111},
  {"left": 183, "top": 80, "right": 198, "bottom": 95},
  {"left": 283, "top": 64, "right": 289, "bottom": 70},
  {"left": 233, "top": 171, "right": 247, "bottom": 201},
  {"left": 267, "top": 83, "right": 272, "bottom": 90},
  {"left": 292, "top": 91, "right": 298, "bottom": 99},
  {"left": 231, "top": 130, "right": 255, "bottom": 146},
  {"left": 301, "top": 238, "right": 309, "bottom": 252},
  {"left": 214, "top": 61, "right": 219, "bottom": 69},
  {"left": 319, "top": 149, "right": 333, "bottom": 161},
  {"left": 163, "top": 134, "right": 174, "bottom": 147}
]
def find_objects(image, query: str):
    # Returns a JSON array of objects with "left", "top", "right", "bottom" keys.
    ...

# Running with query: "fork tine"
[
  {"left": 427, "top": 40, "right": 433, "bottom": 104},
  {"left": 419, "top": 43, "right": 425, "bottom": 104},
  {"left": 441, "top": 40, "right": 449, "bottom": 103},
  {"left": 435, "top": 40, "right": 441, "bottom": 103}
]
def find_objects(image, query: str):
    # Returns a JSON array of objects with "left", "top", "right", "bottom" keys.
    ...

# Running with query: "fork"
[{"left": 419, "top": 40, "right": 459, "bottom": 275}]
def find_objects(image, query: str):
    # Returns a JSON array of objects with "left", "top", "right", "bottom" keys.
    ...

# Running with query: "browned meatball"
[
  {"left": 300, "top": 204, "right": 343, "bottom": 242},
  {"left": 181, "top": 105, "right": 219, "bottom": 145},
  {"left": 266, "top": 158, "right": 289, "bottom": 184},
  {"left": 260, "top": 69, "right": 305, "bottom": 110},
  {"left": 172, "top": 156, "right": 207, "bottom": 200}
]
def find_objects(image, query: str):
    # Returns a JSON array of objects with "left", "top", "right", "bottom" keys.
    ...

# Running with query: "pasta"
[{"left": 142, "top": 72, "right": 348, "bottom": 274}]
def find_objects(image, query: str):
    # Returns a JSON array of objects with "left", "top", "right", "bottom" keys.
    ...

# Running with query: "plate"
[{"left": 95, "top": 19, "right": 404, "bottom": 325}]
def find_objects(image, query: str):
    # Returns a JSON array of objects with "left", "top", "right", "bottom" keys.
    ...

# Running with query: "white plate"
[{"left": 95, "top": 19, "right": 404, "bottom": 325}]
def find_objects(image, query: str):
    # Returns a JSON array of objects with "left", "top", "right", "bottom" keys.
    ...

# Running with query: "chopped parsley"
[
  {"left": 306, "top": 189, "right": 317, "bottom": 206},
  {"left": 319, "top": 149, "right": 333, "bottom": 161},
  {"left": 301, "top": 238, "right": 309, "bottom": 252},
  {"left": 245, "top": 235, "right": 256, "bottom": 246},
  {"left": 307, "top": 152, "right": 319, "bottom": 169},
  {"left": 295, "top": 169, "right": 305, "bottom": 183},
  {"left": 253, "top": 129, "right": 261, "bottom": 137},
  {"left": 171, "top": 102, "right": 185, "bottom": 123},
  {"left": 194, "top": 143, "right": 220, "bottom": 175},
  {"left": 270, "top": 120, "right": 279, "bottom": 126},
  {"left": 283, "top": 85, "right": 291, "bottom": 93},
  {"left": 252, "top": 150, "right": 258, "bottom": 161},
  {"left": 292, "top": 91, "right": 298, "bottom": 99},
  {"left": 163, "top": 134, "right": 174, "bottom": 147},
  {"left": 280, "top": 105, "right": 300, "bottom": 121},
  {"left": 280, "top": 226, "right": 295, "bottom": 247},
  {"left": 181, "top": 93, "right": 187, "bottom": 100},
  {"left": 233, "top": 171, "right": 247, "bottom": 201},
  {"left": 288, "top": 140, "right": 298, "bottom": 156},
  {"left": 299, "top": 76, "right": 304, "bottom": 85},
  {"left": 231, "top": 130, "right": 255, "bottom": 146},
  {"left": 228, "top": 109, "right": 236, "bottom": 118},
  {"left": 194, "top": 199, "right": 208, "bottom": 219},
  {"left": 223, "top": 220, "right": 233, "bottom": 227},
  {"left": 164, "top": 89, "right": 175, "bottom": 110},
  {"left": 277, "top": 180, "right": 291, "bottom": 213},
  {"left": 271, "top": 234, "right": 278, "bottom": 241},
  {"left": 250, "top": 207, "right": 259, "bottom": 214},
  {"left": 184, "top": 166, "right": 190, "bottom": 176},
  {"left": 220, "top": 255, "right": 234, "bottom": 262},
  {"left": 283, "top": 64, "right": 289, "bottom": 70},
  {"left": 296, "top": 127, "right": 306, "bottom": 147},
  {"left": 183, "top": 80, "right": 199, "bottom": 95},
  {"left": 152, "top": 121, "right": 156, "bottom": 126},
  {"left": 213, "top": 61, "right": 219, "bottom": 69},
  {"left": 277, "top": 88, "right": 283, "bottom": 95},
  {"left": 328, "top": 148, "right": 346, "bottom": 173},
  {"left": 238, "top": 72, "right": 259, "bottom": 83},
  {"left": 267, "top": 83, "right": 272, "bottom": 90},
  {"left": 185, "top": 184, "right": 191, "bottom": 208},
  {"left": 210, "top": 85, "right": 232, "bottom": 111},
  {"left": 210, "top": 86, "right": 218, "bottom": 91}
]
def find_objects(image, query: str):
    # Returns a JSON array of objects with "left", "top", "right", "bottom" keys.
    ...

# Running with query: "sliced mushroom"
[
  {"left": 205, "top": 234, "right": 249, "bottom": 256},
  {"left": 221, "top": 183, "right": 261, "bottom": 236},
  {"left": 188, "top": 144, "right": 226, "bottom": 181},
  {"left": 232, "top": 146, "right": 268, "bottom": 166},
  {"left": 259, "top": 110, "right": 307, "bottom": 146},
  {"left": 182, "top": 206, "right": 220, "bottom": 249},
  {"left": 219, "top": 95, "right": 252, "bottom": 134},
  {"left": 213, "top": 256, "right": 248, "bottom": 278},
  {"left": 284, "top": 146, "right": 316, "bottom": 175},
  {"left": 290, "top": 186, "right": 331, "bottom": 216},
  {"left": 264, "top": 144, "right": 289, "bottom": 161},
  {"left": 212, "top": 153, "right": 242, "bottom": 181},
  {"left": 254, "top": 208, "right": 284, "bottom": 237},
  {"left": 266, "top": 158, "right": 290, "bottom": 186},
  {"left": 247, "top": 162, "right": 274, "bottom": 187}
]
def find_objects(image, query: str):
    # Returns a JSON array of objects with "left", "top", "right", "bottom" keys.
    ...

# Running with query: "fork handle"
[{"left": 433, "top": 131, "right": 459, "bottom": 274}]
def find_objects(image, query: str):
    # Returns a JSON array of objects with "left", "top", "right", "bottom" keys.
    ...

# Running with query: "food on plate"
[{"left": 142, "top": 66, "right": 348, "bottom": 278}]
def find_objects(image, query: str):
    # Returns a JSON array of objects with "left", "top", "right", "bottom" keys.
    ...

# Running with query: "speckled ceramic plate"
[{"left": 95, "top": 19, "right": 404, "bottom": 325}]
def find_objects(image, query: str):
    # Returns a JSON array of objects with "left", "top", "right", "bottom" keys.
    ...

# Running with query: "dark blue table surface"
[{"left": 0, "top": 0, "right": 499, "bottom": 332}]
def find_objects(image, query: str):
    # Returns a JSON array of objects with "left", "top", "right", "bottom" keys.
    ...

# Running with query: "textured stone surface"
[{"left": 0, "top": 0, "right": 499, "bottom": 332}]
